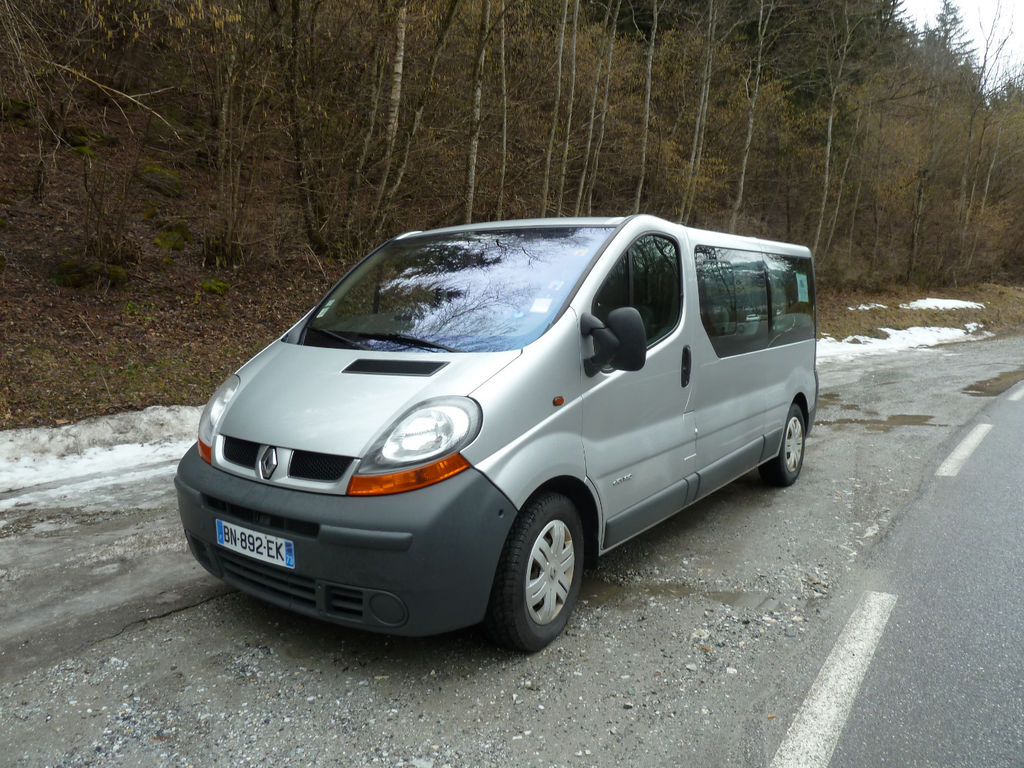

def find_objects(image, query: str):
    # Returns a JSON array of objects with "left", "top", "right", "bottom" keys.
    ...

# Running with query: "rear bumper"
[{"left": 175, "top": 445, "right": 517, "bottom": 636}]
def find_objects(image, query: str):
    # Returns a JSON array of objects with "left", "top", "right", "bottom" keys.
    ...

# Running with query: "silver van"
[{"left": 175, "top": 214, "right": 816, "bottom": 651}]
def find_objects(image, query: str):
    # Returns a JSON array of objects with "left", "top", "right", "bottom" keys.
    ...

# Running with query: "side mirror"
[{"left": 581, "top": 307, "right": 647, "bottom": 377}]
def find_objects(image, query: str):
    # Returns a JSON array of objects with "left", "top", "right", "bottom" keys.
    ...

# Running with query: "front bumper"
[{"left": 175, "top": 445, "right": 518, "bottom": 636}]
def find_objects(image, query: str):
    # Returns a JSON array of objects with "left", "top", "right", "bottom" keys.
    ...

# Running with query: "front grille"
[
  {"left": 204, "top": 495, "right": 319, "bottom": 538},
  {"left": 290, "top": 451, "right": 352, "bottom": 482},
  {"left": 218, "top": 550, "right": 317, "bottom": 610},
  {"left": 223, "top": 436, "right": 260, "bottom": 468},
  {"left": 222, "top": 436, "right": 351, "bottom": 484}
]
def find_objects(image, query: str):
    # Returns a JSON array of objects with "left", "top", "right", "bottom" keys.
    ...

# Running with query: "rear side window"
[
  {"left": 695, "top": 246, "right": 768, "bottom": 357},
  {"left": 593, "top": 234, "right": 681, "bottom": 346},
  {"left": 766, "top": 254, "right": 815, "bottom": 345}
]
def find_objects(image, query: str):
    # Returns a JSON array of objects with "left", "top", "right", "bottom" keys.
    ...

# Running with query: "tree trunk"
[
  {"left": 374, "top": 0, "right": 461, "bottom": 237},
  {"left": 730, "top": 0, "right": 773, "bottom": 233},
  {"left": 463, "top": 0, "right": 491, "bottom": 224},
  {"left": 907, "top": 169, "right": 927, "bottom": 283},
  {"left": 371, "top": 0, "right": 408, "bottom": 224},
  {"left": 496, "top": 0, "right": 508, "bottom": 219},
  {"left": 344, "top": 48, "right": 386, "bottom": 239},
  {"left": 679, "top": 0, "right": 718, "bottom": 224},
  {"left": 283, "top": 0, "right": 327, "bottom": 255},
  {"left": 811, "top": 2, "right": 858, "bottom": 258},
  {"left": 962, "top": 115, "right": 1005, "bottom": 280},
  {"left": 584, "top": 0, "right": 621, "bottom": 215},
  {"left": 573, "top": 0, "right": 613, "bottom": 215},
  {"left": 540, "top": 0, "right": 570, "bottom": 216},
  {"left": 555, "top": 0, "right": 581, "bottom": 216},
  {"left": 633, "top": 0, "right": 658, "bottom": 214}
]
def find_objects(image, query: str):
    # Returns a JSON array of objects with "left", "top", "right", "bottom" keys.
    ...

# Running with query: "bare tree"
[
  {"left": 954, "top": 8, "right": 1011, "bottom": 270},
  {"left": 634, "top": 0, "right": 659, "bottom": 214},
  {"left": 540, "top": 0, "right": 571, "bottom": 216},
  {"left": 679, "top": 0, "right": 722, "bottom": 224},
  {"left": 555, "top": 0, "right": 581, "bottom": 215},
  {"left": 373, "top": 0, "right": 461, "bottom": 237},
  {"left": 811, "top": 0, "right": 863, "bottom": 258},
  {"left": 278, "top": 0, "right": 328, "bottom": 255},
  {"left": 584, "top": 0, "right": 622, "bottom": 215},
  {"left": 496, "top": 0, "right": 508, "bottom": 219},
  {"left": 344, "top": 47, "right": 387, "bottom": 240},
  {"left": 574, "top": 0, "right": 617, "bottom": 215},
  {"left": 371, "top": 0, "right": 409, "bottom": 225},
  {"left": 730, "top": 0, "right": 776, "bottom": 232},
  {"left": 463, "top": 0, "right": 491, "bottom": 223}
]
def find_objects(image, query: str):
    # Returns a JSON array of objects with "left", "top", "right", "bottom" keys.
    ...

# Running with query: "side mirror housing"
[{"left": 581, "top": 307, "right": 647, "bottom": 377}]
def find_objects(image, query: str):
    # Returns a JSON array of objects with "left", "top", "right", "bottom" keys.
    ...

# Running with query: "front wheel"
[
  {"left": 484, "top": 492, "right": 584, "bottom": 652},
  {"left": 759, "top": 403, "right": 806, "bottom": 487}
]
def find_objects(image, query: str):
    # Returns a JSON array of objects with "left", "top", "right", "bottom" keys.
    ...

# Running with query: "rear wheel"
[
  {"left": 485, "top": 492, "right": 583, "bottom": 652},
  {"left": 759, "top": 403, "right": 806, "bottom": 487}
]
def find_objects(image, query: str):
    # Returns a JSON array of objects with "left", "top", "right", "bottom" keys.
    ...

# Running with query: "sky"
[
  {"left": 900, "top": 0, "right": 1022, "bottom": 74},
  {"left": 0, "top": 299, "right": 992, "bottom": 515}
]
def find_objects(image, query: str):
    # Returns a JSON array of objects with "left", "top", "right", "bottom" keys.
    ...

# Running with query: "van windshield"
[{"left": 304, "top": 226, "right": 614, "bottom": 352}]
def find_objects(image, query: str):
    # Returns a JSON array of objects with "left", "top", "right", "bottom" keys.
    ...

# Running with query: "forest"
[{"left": 1, "top": 0, "right": 1023, "bottom": 290}]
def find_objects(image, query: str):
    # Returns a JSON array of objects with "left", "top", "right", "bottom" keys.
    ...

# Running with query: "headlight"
[
  {"left": 348, "top": 397, "right": 482, "bottom": 495},
  {"left": 197, "top": 375, "right": 239, "bottom": 462}
]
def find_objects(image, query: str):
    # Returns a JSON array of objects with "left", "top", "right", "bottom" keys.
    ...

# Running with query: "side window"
[
  {"left": 592, "top": 234, "right": 681, "bottom": 347},
  {"left": 766, "top": 253, "right": 815, "bottom": 345},
  {"left": 694, "top": 246, "right": 736, "bottom": 336},
  {"left": 695, "top": 246, "right": 768, "bottom": 357}
]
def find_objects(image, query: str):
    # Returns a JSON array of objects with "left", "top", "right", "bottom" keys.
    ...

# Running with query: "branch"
[{"left": 47, "top": 62, "right": 182, "bottom": 141}]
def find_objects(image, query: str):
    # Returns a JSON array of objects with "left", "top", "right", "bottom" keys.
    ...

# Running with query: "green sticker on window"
[{"left": 796, "top": 273, "right": 809, "bottom": 303}]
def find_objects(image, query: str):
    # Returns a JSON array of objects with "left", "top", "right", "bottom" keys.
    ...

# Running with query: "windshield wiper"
[
  {"left": 349, "top": 331, "right": 460, "bottom": 353},
  {"left": 306, "top": 326, "right": 368, "bottom": 349}
]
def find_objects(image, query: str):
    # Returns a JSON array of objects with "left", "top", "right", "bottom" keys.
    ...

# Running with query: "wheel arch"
[
  {"left": 792, "top": 391, "right": 809, "bottom": 427},
  {"left": 525, "top": 475, "right": 600, "bottom": 569}
]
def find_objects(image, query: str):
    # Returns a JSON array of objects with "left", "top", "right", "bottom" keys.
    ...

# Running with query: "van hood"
[{"left": 218, "top": 340, "right": 519, "bottom": 457}]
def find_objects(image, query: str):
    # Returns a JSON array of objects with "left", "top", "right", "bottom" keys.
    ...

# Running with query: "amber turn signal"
[
  {"left": 347, "top": 453, "right": 471, "bottom": 496},
  {"left": 198, "top": 439, "right": 213, "bottom": 464}
]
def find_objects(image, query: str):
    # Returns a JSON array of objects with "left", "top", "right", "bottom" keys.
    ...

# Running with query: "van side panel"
[
  {"left": 689, "top": 342, "right": 768, "bottom": 471},
  {"left": 762, "top": 337, "right": 817, "bottom": 453},
  {"left": 468, "top": 310, "right": 588, "bottom": 511},
  {"left": 603, "top": 474, "right": 695, "bottom": 549},
  {"left": 683, "top": 235, "right": 815, "bottom": 486},
  {"left": 573, "top": 222, "right": 698, "bottom": 548},
  {"left": 695, "top": 436, "right": 766, "bottom": 500}
]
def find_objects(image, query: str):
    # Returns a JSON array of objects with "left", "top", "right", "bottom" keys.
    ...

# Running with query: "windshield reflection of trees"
[{"left": 359, "top": 228, "right": 608, "bottom": 346}]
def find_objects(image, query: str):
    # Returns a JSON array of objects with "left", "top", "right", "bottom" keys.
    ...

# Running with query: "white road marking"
[
  {"left": 771, "top": 590, "right": 897, "bottom": 768},
  {"left": 1009, "top": 386, "right": 1024, "bottom": 402},
  {"left": 935, "top": 423, "right": 993, "bottom": 477}
]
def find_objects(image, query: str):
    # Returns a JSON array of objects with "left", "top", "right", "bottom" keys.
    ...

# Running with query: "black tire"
[
  {"left": 759, "top": 402, "right": 806, "bottom": 487},
  {"left": 484, "top": 491, "right": 584, "bottom": 652}
]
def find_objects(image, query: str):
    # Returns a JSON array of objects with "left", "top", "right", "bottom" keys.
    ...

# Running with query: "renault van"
[{"left": 175, "top": 214, "right": 816, "bottom": 651}]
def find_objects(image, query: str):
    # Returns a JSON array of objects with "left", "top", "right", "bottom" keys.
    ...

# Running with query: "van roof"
[
  {"left": 394, "top": 216, "right": 628, "bottom": 240},
  {"left": 393, "top": 215, "right": 811, "bottom": 258}
]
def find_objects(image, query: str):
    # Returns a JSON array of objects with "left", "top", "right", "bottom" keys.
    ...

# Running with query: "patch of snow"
[
  {"left": 899, "top": 298, "right": 985, "bottom": 310},
  {"left": 848, "top": 303, "right": 888, "bottom": 311},
  {"left": 0, "top": 405, "right": 200, "bottom": 497},
  {"left": 817, "top": 325, "right": 990, "bottom": 362}
]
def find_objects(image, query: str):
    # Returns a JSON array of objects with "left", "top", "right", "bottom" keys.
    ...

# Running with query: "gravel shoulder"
[{"left": 3, "top": 335, "right": 1023, "bottom": 767}]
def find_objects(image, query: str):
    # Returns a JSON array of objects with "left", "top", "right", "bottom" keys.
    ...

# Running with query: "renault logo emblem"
[{"left": 259, "top": 446, "right": 278, "bottom": 480}]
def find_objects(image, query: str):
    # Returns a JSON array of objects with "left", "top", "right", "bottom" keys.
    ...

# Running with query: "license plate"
[{"left": 216, "top": 519, "right": 295, "bottom": 569}]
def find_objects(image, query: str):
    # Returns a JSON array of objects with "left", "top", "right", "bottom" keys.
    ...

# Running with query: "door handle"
[{"left": 681, "top": 345, "right": 692, "bottom": 388}]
